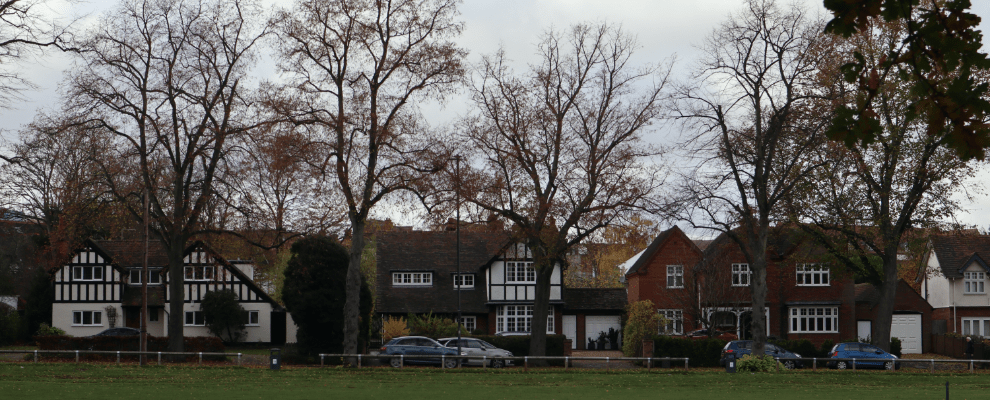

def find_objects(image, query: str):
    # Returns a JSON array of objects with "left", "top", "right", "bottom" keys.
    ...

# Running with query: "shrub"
[
  {"left": 35, "top": 323, "right": 65, "bottom": 337},
  {"left": 382, "top": 316, "right": 410, "bottom": 342},
  {"left": 652, "top": 336, "right": 727, "bottom": 367},
  {"left": 201, "top": 289, "right": 246, "bottom": 342},
  {"left": 471, "top": 334, "right": 566, "bottom": 364},
  {"left": 407, "top": 312, "right": 460, "bottom": 338},
  {"left": 0, "top": 306, "right": 22, "bottom": 345},
  {"left": 889, "top": 337, "right": 902, "bottom": 358},
  {"left": 737, "top": 354, "right": 782, "bottom": 372},
  {"left": 622, "top": 300, "right": 662, "bottom": 357},
  {"left": 820, "top": 339, "right": 835, "bottom": 356}
]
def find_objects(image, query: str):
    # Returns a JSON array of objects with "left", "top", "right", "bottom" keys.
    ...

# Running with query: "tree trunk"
[
  {"left": 528, "top": 256, "right": 554, "bottom": 365},
  {"left": 872, "top": 244, "right": 901, "bottom": 352},
  {"left": 747, "top": 224, "right": 769, "bottom": 357},
  {"left": 167, "top": 236, "right": 185, "bottom": 354},
  {"left": 342, "top": 218, "right": 365, "bottom": 363}
]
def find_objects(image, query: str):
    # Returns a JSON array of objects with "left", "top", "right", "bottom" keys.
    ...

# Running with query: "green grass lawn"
[{"left": 1, "top": 363, "right": 989, "bottom": 400}]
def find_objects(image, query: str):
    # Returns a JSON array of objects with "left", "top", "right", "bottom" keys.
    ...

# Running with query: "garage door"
[
  {"left": 585, "top": 316, "right": 621, "bottom": 350},
  {"left": 563, "top": 315, "right": 576, "bottom": 349},
  {"left": 891, "top": 314, "right": 922, "bottom": 354}
]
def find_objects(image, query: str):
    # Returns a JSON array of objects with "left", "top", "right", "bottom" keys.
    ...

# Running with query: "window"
[
  {"left": 964, "top": 272, "right": 986, "bottom": 294},
  {"left": 459, "top": 316, "right": 476, "bottom": 331},
  {"left": 184, "top": 266, "right": 214, "bottom": 281},
  {"left": 667, "top": 265, "right": 684, "bottom": 288},
  {"left": 245, "top": 311, "right": 260, "bottom": 326},
  {"left": 184, "top": 311, "right": 205, "bottom": 326},
  {"left": 495, "top": 305, "right": 553, "bottom": 334},
  {"left": 789, "top": 307, "right": 838, "bottom": 333},
  {"left": 732, "top": 264, "right": 750, "bottom": 286},
  {"left": 962, "top": 318, "right": 990, "bottom": 337},
  {"left": 129, "top": 270, "right": 141, "bottom": 284},
  {"left": 149, "top": 310, "right": 159, "bottom": 322},
  {"left": 72, "top": 266, "right": 103, "bottom": 281},
  {"left": 391, "top": 272, "right": 433, "bottom": 286},
  {"left": 454, "top": 274, "right": 475, "bottom": 289},
  {"left": 149, "top": 270, "right": 162, "bottom": 284},
  {"left": 796, "top": 264, "right": 830, "bottom": 286},
  {"left": 658, "top": 309, "right": 683, "bottom": 335},
  {"left": 506, "top": 262, "right": 536, "bottom": 283},
  {"left": 72, "top": 311, "right": 103, "bottom": 326}
]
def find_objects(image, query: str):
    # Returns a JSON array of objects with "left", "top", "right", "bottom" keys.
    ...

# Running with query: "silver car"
[{"left": 438, "top": 337, "right": 513, "bottom": 368}]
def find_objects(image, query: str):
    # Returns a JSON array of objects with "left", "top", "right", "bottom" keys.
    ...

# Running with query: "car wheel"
[
  {"left": 884, "top": 361, "right": 894, "bottom": 370},
  {"left": 837, "top": 361, "right": 847, "bottom": 370},
  {"left": 783, "top": 360, "right": 796, "bottom": 370},
  {"left": 389, "top": 357, "right": 402, "bottom": 368},
  {"left": 443, "top": 358, "right": 458, "bottom": 369},
  {"left": 491, "top": 359, "right": 505, "bottom": 369}
]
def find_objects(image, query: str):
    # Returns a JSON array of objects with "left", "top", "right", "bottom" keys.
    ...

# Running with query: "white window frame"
[
  {"left": 964, "top": 272, "right": 986, "bottom": 294},
  {"left": 732, "top": 264, "right": 751, "bottom": 287},
  {"left": 506, "top": 262, "right": 536, "bottom": 283},
  {"left": 962, "top": 318, "right": 990, "bottom": 337},
  {"left": 129, "top": 269, "right": 141, "bottom": 284},
  {"left": 72, "top": 266, "right": 103, "bottom": 282},
  {"left": 666, "top": 265, "right": 684, "bottom": 289},
  {"left": 245, "top": 310, "right": 260, "bottom": 326},
  {"left": 658, "top": 309, "right": 683, "bottom": 335},
  {"left": 72, "top": 310, "right": 103, "bottom": 326},
  {"left": 149, "top": 310, "right": 159, "bottom": 322},
  {"left": 184, "top": 266, "right": 215, "bottom": 281},
  {"left": 184, "top": 311, "right": 206, "bottom": 326},
  {"left": 789, "top": 307, "right": 838, "bottom": 333},
  {"left": 459, "top": 316, "right": 476, "bottom": 331},
  {"left": 454, "top": 274, "right": 475, "bottom": 289},
  {"left": 391, "top": 272, "right": 433, "bottom": 286},
  {"left": 796, "top": 264, "right": 830, "bottom": 286},
  {"left": 495, "top": 305, "right": 553, "bottom": 334},
  {"left": 149, "top": 269, "right": 162, "bottom": 284}
]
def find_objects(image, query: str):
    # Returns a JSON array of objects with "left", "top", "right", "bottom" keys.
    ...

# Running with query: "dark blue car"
[
  {"left": 381, "top": 336, "right": 463, "bottom": 368},
  {"left": 828, "top": 342, "right": 899, "bottom": 370},
  {"left": 720, "top": 340, "right": 804, "bottom": 369}
]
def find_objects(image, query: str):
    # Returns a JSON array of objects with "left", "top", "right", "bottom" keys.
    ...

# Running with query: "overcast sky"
[{"left": 3, "top": 0, "right": 990, "bottom": 232}]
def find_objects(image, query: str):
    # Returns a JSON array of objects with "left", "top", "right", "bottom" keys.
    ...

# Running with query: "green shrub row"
[
  {"left": 651, "top": 336, "right": 727, "bottom": 367},
  {"left": 35, "top": 335, "right": 226, "bottom": 361},
  {"left": 769, "top": 339, "right": 834, "bottom": 358}
]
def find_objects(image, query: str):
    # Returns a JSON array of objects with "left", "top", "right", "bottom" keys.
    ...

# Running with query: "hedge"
[
  {"left": 35, "top": 335, "right": 225, "bottom": 361},
  {"left": 652, "top": 336, "right": 727, "bottom": 367},
  {"left": 472, "top": 334, "right": 566, "bottom": 365}
]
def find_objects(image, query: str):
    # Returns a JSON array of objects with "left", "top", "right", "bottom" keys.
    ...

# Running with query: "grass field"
[{"left": 1, "top": 363, "right": 989, "bottom": 400}]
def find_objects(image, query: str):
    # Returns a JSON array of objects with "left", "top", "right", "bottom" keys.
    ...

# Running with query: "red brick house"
[{"left": 626, "top": 226, "right": 933, "bottom": 353}]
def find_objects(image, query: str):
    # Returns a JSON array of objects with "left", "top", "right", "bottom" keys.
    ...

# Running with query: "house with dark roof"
[
  {"left": 51, "top": 239, "right": 297, "bottom": 343},
  {"left": 625, "top": 226, "right": 933, "bottom": 353},
  {"left": 855, "top": 279, "right": 933, "bottom": 353},
  {"left": 918, "top": 234, "right": 990, "bottom": 337},
  {"left": 375, "top": 230, "right": 627, "bottom": 350}
]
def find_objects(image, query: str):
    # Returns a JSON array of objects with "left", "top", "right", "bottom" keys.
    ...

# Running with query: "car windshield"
[{"left": 478, "top": 340, "right": 498, "bottom": 349}]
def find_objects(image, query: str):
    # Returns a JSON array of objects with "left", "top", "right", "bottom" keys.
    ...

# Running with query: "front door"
[
  {"left": 562, "top": 315, "right": 576, "bottom": 349},
  {"left": 125, "top": 308, "right": 140, "bottom": 328}
]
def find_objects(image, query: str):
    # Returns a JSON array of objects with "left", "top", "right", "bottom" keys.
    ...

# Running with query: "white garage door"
[
  {"left": 586, "top": 316, "right": 622, "bottom": 349},
  {"left": 563, "top": 315, "right": 577, "bottom": 349},
  {"left": 891, "top": 314, "right": 922, "bottom": 354}
]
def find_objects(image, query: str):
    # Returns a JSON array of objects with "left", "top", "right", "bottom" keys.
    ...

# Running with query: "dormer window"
[
  {"left": 731, "top": 264, "right": 750, "bottom": 286},
  {"left": 129, "top": 269, "right": 163, "bottom": 285},
  {"left": 185, "top": 266, "right": 214, "bottom": 281},
  {"left": 453, "top": 274, "right": 475, "bottom": 289},
  {"left": 392, "top": 272, "right": 432, "bottom": 286},
  {"left": 506, "top": 262, "right": 536, "bottom": 283},
  {"left": 965, "top": 272, "right": 985, "bottom": 294},
  {"left": 72, "top": 266, "right": 103, "bottom": 281}
]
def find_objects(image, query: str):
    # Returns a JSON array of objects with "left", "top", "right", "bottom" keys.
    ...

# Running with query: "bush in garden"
[
  {"left": 382, "top": 316, "right": 410, "bottom": 342},
  {"left": 407, "top": 312, "right": 460, "bottom": 338},
  {"left": 201, "top": 289, "right": 246, "bottom": 342},
  {"left": 889, "top": 337, "right": 902, "bottom": 357},
  {"left": 737, "top": 354, "right": 783, "bottom": 372},
  {"left": 622, "top": 300, "right": 663, "bottom": 357}
]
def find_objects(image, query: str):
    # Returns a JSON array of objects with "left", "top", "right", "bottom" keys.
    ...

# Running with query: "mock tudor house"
[
  {"left": 52, "top": 239, "right": 297, "bottom": 343},
  {"left": 918, "top": 234, "right": 990, "bottom": 337},
  {"left": 626, "top": 226, "right": 933, "bottom": 353},
  {"left": 375, "top": 229, "right": 626, "bottom": 350}
]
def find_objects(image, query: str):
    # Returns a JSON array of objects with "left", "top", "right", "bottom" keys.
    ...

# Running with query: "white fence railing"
[{"left": 0, "top": 349, "right": 241, "bottom": 366}]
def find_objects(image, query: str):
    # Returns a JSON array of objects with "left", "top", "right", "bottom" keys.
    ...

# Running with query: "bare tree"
[
  {"left": 270, "top": 0, "right": 466, "bottom": 357},
  {"left": 65, "top": 0, "right": 267, "bottom": 352},
  {"left": 0, "top": 0, "right": 77, "bottom": 113},
  {"left": 788, "top": 17, "right": 980, "bottom": 351},
  {"left": 668, "top": 0, "right": 831, "bottom": 356},
  {"left": 458, "top": 23, "right": 669, "bottom": 357}
]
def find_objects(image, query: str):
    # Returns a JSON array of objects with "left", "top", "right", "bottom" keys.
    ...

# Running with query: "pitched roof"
[
  {"left": 561, "top": 288, "right": 627, "bottom": 311},
  {"left": 623, "top": 226, "right": 701, "bottom": 276},
  {"left": 927, "top": 235, "right": 990, "bottom": 278},
  {"left": 854, "top": 279, "right": 930, "bottom": 309},
  {"left": 375, "top": 230, "right": 510, "bottom": 314}
]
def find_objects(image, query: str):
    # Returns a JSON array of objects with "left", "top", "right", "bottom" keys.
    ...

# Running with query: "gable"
[{"left": 624, "top": 226, "right": 702, "bottom": 276}]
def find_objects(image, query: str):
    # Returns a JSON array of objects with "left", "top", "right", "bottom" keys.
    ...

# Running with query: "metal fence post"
[
  {"left": 564, "top": 356, "right": 568, "bottom": 370},
  {"left": 157, "top": 352, "right": 161, "bottom": 366},
  {"left": 685, "top": 358, "right": 689, "bottom": 371},
  {"left": 400, "top": 354, "right": 403, "bottom": 369},
  {"left": 647, "top": 358, "right": 651, "bottom": 372},
  {"left": 970, "top": 360, "right": 974, "bottom": 373},
  {"left": 482, "top": 356, "right": 487, "bottom": 370},
  {"left": 198, "top": 352, "right": 202, "bottom": 365},
  {"left": 33, "top": 350, "right": 37, "bottom": 363},
  {"left": 930, "top": 359, "right": 934, "bottom": 373},
  {"left": 117, "top": 351, "right": 121, "bottom": 365},
  {"left": 320, "top": 355, "right": 324, "bottom": 367},
  {"left": 75, "top": 350, "right": 79, "bottom": 363},
  {"left": 358, "top": 354, "right": 362, "bottom": 368},
  {"left": 775, "top": 357, "right": 779, "bottom": 373},
  {"left": 606, "top": 357, "right": 610, "bottom": 372},
  {"left": 237, "top": 353, "right": 242, "bottom": 366},
  {"left": 524, "top": 356, "right": 528, "bottom": 372},
  {"left": 852, "top": 358, "right": 856, "bottom": 371},
  {"left": 442, "top": 355, "right": 446, "bottom": 371},
  {"left": 812, "top": 358, "right": 816, "bottom": 371}
]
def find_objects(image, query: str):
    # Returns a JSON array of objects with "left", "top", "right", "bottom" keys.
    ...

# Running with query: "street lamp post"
[{"left": 455, "top": 155, "right": 462, "bottom": 367}]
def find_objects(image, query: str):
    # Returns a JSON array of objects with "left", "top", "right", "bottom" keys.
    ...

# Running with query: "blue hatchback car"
[
  {"left": 381, "top": 336, "right": 464, "bottom": 368},
  {"left": 720, "top": 340, "right": 804, "bottom": 369},
  {"left": 827, "top": 342, "right": 899, "bottom": 370}
]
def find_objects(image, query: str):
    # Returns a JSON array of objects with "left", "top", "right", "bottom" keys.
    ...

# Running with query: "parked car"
[
  {"left": 87, "top": 327, "right": 141, "bottom": 337},
  {"left": 720, "top": 340, "right": 804, "bottom": 369},
  {"left": 381, "top": 336, "right": 464, "bottom": 368},
  {"left": 684, "top": 329, "right": 738, "bottom": 341},
  {"left": 827, "top": 342, "right": 899, "bottom": 370},
  {"left": 438, "top": 337, "right": 514, "bottom": 368}
]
